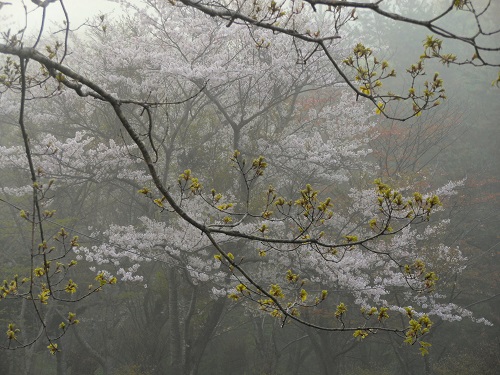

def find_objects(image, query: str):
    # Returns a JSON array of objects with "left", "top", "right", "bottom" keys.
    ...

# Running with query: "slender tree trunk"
[
  {"left": 185, "top": 297, "right": 227, "bottom": 375},
  {"left": 168, "top": 269, "right": 184, "bottom": 373},
  {"left": 22, "top": 303, "right": 55, "bottom": 375},
  {"left": 307, "top": 331, "right": 336, "bottom": 375},
  {"left": 71, "top": 324, "right": 110, "bottom": 375}
]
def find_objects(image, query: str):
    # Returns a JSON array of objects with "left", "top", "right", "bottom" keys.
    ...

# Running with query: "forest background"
[{"left": 0, "top": 1, "right": 499, "bottom": 374}]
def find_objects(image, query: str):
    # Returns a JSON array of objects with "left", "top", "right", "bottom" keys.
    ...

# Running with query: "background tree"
[{"left": 0, "top": 1, "right": 499, "bottom": 374}]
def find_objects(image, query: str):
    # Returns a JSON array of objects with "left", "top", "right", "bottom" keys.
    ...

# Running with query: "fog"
[{"left": 0, "top": 1, "right": 498, "bottom": 374}]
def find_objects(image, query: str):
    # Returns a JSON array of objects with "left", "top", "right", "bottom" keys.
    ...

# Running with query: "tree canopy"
[{"left": 0, "top": 0, "right": 498, "bottom": 372}]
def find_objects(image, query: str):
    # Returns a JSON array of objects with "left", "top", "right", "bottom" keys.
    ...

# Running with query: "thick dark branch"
[
  {"left": 178, "top": 0, "right": 340, "bottom": 43},
  {"left": 179, "top": 0, "right": 500, "bottom": 53}
]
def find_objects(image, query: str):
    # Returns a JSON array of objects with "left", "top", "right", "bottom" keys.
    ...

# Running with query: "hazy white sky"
[{"left": 1, "top": 0, "right": 121, "bottom": 34}]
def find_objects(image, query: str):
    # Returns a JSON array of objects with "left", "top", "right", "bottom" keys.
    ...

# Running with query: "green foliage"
[
  {"left": 285, "top": 269, "right": 299, "bottom": 283},
  {"left": 269, "top": 284, "right": 285, "bottom": 299},
  {"left": 405, "top": 314, "right": 433, "bottom": 347},
  {"left": 178, "top": 169, "right": 203, "bottom": 194},
  {"left": 335, "top": 302, "right": 347, "bottom": 319},
  {"left": 353, "top": 329, "right": 369, "bottom": 340},
  {"left": 343, "top": 41, "right": 446, "bottom": 118},
  {"left": 6, "top": 323, "right": 19, "bottom": 341},
  {"left": 421, "top": 35, "right": 457, "bottom": 66},
  {"left": 453, "top": 0, "right": 469, "bottom": 9},
  {"left": 0, "top": 218, "right": 115, "bottom": 352},
  {"left": 46, "top": 343, "right": 58, "bottom": 355},
  {"left": 374, "top": 178, "right": 442, "bottom": 222},
  {"left": 492, "top": 70, "right": 500, "bottom": 87}
]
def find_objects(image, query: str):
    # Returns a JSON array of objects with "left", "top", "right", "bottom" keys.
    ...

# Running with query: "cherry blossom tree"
[{"left": 0, "top": 0, "right": 497, "bottom": 368}]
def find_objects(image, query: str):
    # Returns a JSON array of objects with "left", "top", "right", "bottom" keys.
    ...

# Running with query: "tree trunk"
[
  {"left": 185, "top": 297, "right": 227, "bottom": 375},
  {"left": 168, "top": 268, "right": 184, "bottom": 373}
]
